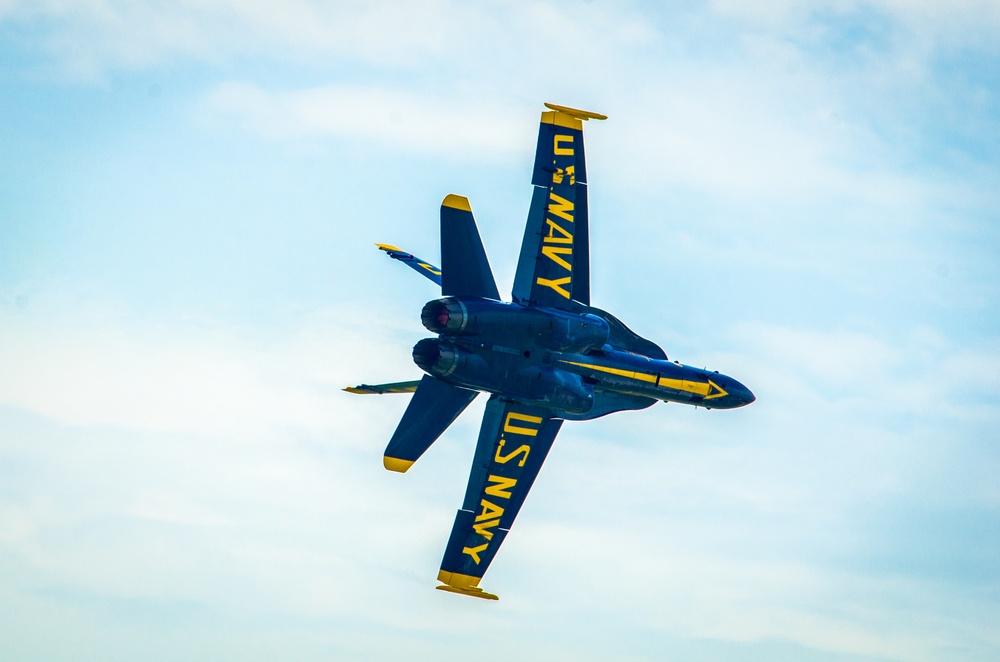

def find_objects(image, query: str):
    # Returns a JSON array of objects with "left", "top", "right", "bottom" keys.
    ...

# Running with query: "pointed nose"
[
  {"left": 710, "top": 374, "right": 755, "bottom": 409},
  {"left": 730, "top": 381, "right": 756, "bottom": 408}
]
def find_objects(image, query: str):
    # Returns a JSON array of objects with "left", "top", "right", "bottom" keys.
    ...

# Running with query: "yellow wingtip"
[
  {"left": 435, "top": 584, "right": 499, "bottom": 600},
  {"left": 544, "top": 102, "right": 607, "bottom": 121},
  {"left": 435, "top": 571, "right": 498, "bottom": 600},
  {"left": 375, "top": 243, "right": 402, "bottom": 252},
  {"left": 442, "top": 194, "right": 472, "bottom": 212},
  {"left": 383, "top": 456, "right": 415, "bottom": 473}
]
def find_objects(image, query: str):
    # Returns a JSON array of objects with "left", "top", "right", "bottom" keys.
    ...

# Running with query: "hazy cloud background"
[{"left": 1, "top": 1, "right": 998, "bottom": 660}]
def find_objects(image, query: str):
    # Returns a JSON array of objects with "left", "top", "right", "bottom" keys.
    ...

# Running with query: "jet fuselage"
[{"left": 413, "top": 296, "right": 754, "bottom": 417}]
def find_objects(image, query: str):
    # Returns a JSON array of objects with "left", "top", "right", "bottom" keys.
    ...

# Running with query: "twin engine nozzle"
[
  {"left": 412, "top": 337, "right": 460, "bottom": 377},
  {"left": 420, "top": 296, "right": 610, "bottom": 354}
]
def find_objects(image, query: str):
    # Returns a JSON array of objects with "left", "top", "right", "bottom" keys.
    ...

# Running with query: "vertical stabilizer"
[{"left": 440, "top": 195, "right": 500, "bottom": 300}]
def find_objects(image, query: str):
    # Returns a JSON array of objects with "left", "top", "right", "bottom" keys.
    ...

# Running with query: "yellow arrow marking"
[
  {"left": 657, "top": 376, "right": 727, "bottom": 399},
  {"left": 704, "top": 380, "right": 728, "bottom": 400}
]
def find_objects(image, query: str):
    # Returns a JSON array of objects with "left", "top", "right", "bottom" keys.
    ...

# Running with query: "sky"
[{"left": 1, "top": 1, "right": 998, "bottom": 660}]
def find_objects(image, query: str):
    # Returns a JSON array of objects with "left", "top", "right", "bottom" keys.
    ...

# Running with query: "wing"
[
  {"left": 512, "top": 103, "right": 606, "bottom": 310},
  {"left": 382, "top": 375, "right": 478, "bottom": 473},
  {"left": 375, "top": 243, "right": 442, "bottom": 286},
  {"left": 343, "top": 380, "right": 421, "bottom": 395},
  {"left": 436, "top": 395, "right": 562, "bottom": 600}
]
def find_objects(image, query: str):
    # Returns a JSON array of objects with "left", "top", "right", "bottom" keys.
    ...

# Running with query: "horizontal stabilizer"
[
  {"left": 376, "top": 244, "right": 442, "bottom": 286},
  {"left": 383, "top": 375, "right": 478, "bottom": 473},
  {"left": 343, "top": 380, "right": 421, "bottom": 395}
]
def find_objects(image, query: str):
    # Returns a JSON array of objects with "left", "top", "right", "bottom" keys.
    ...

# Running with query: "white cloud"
[
  {"left": 199, "top": 81, "right": 534, "bottom": 160},
  {"left": 1, "top": 0, "right": 473, "bottom": 75},
  {"left": 0, "top": 0, "right": 651, "bottom": 81},
  {"left": 0, "top": 301, "right": 414, "bottom": 441},
  {"left": 710, "top": 0, "right": 1000, "bottom": 38},
  {"left": 728, "top": 321, "right": 1000, "bottom": 426}
]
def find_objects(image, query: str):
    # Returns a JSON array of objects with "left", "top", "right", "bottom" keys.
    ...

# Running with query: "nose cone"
[
  {"left": 709, "top": 374, "right": 756, "bottom": 409},
  {"left": 728, "top": 380, "right": 756, "bottom": 408}
]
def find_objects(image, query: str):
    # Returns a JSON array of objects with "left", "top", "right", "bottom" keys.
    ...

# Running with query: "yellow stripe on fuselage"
[
  {"left": 657, "top": 376, "right": 711, "bottom": 396},
  {"left": 560, "top": 360, "right": 658, "bottom": 384},
  {"left": 560, "top": 360, "right": 729, "bottom": 399}
]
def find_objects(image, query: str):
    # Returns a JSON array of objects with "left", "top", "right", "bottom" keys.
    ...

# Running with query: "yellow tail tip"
[
  {"left": 383, "top": 456, "right": 415, "bottom": 473},
  {"left": 442, "top": 194, "right": 472, "bottom": 212}
]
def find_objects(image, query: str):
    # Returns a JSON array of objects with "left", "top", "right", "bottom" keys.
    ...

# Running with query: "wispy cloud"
[
  {"left": 199, "top": 82, "right": 534, "bottom": 161},
  {"left": 2, "top": 0, "right": 474, "bottom": 75},
  {"left": 0, "top": 301, "right": 415, "bottom": 440},
  {"left": 1, "top": 2, "right": 998, "bottom": 660}
]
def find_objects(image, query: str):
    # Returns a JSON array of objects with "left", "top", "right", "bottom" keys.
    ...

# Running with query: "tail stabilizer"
[
  {"left": 383, "top": 375, "right": 478, "bottom": 473},
  {"left": 440, "top": 195, "right": 500, "bottom": 299},
  {"left": 375, "top": 244, "right": 442, "bottom": 287},
  {"left": 344, "top": 380, "right": 421, "bottom": 395}
]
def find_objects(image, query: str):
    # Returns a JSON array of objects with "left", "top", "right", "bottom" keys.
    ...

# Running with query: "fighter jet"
[{"left": 346, "top": 103, "right": 755, "bottom": 600}]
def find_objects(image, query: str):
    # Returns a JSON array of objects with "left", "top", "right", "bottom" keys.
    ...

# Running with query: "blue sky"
[{"left": 1, "top": 1, "right": 998, "bottom": 660}]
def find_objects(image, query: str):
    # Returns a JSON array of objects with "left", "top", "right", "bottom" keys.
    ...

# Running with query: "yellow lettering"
[
  {"left": 547, "top": 192, "right": 574, "bottom": 222},
  {"left": 418, "top": 262, "right": 442, "bottom": 276},
  {"left": 462, "top": 543, "right": 488, "bottom": 564},
  {"left": 476, "top": 499, "right": 505, "bottom": 522},
  {"left": 485, "top": 475, "right": 517, "bottom": 500},
  {"left": 494, "top": 439, "right": 531, "bottom": 466},
  {"left": 473, "top": 518, "right": 500, "bottom": 540},
  {"left": 504, "top": 411, "right": 543, "bottom": 436},
  {"left": 541, "top": 245, "right": 572, "bottom": 271},
  {"left": 554, "top": 135, "right": 574, "bottom": 155},
  {"left": 543, "top": 218, "right": 573, "bottom": 244},
  {"left": 552, "top": 165, "right": 576, "bottom": 186},
  {"left": 536, "top": 276, "right": 572, "bottom": 299}
]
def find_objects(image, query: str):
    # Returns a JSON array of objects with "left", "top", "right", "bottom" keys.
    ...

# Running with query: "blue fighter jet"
[{"left": 346, "top": 103, "right": 755, "bottom": 600}]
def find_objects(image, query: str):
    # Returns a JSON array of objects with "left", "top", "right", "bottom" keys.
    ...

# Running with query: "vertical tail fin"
[{"left": 440, "top": 195, "right": 500, "bottom": 300}]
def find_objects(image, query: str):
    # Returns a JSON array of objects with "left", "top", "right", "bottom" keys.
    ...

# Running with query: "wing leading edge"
[
  {"left": 436, "top": 395, "right": 562, "bottom": 600},
  {"left": 512, "top": 104, "right": 605, "bottom": 309}
]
